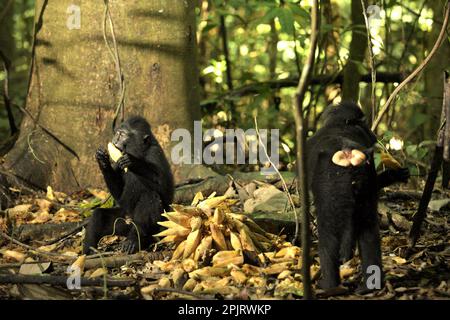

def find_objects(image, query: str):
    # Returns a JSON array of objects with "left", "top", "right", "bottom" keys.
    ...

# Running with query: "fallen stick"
[
  {"left": 0, "top": 274, "right": 135, "bottom": 287},
  {"left": 84, "top": 250, "right": 172, "bottom": 270}
]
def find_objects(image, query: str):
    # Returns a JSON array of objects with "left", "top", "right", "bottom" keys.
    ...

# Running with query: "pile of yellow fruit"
[{"left": 154, "top": 193, "right": 282, "bottom": 267}]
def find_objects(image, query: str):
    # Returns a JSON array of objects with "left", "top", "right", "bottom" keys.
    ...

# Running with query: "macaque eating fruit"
[{"left": 83, "top": 116, "right": 174, "bottom": 254}]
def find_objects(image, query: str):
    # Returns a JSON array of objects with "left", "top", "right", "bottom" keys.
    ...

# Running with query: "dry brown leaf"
[
  {"left": 37, "top": 243, "right": 58, "bottom": 252},
  {"left": 88, "top": 188, "right": 109, "bottom": 200},
  {"left": 7, "top": 204, "right": 32, "bottom": 217},
  {"left": 2, "top": 250, "right": 26, "bottom": 262},
  {"left": 35, "top": 199, "right": 52, "bottom": 212},
  {"left": 53, "top": 208, "right": 81, "bottom": 222},
  {"left": 29, "top": 211, "right": 52, "bottom": 224},
  {"left": 0, "top": 217, "right": 7, "bottom": 233},
  {"left": 391, "top": 256, "right": 407, "bottom": 265}
]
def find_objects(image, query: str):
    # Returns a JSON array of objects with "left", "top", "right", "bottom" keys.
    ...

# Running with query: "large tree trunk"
[
  {"left": 3, "top": 0, "right": 201, "bottom": 193},
  {"left": 0, "top": 1, "right": 14, "bottom": 59},
  {"left": 423, "top": 1, "right": 450, "bottom": 139},
  {"left": 342, "top": 0, "right": 366, "bottom": 105}
]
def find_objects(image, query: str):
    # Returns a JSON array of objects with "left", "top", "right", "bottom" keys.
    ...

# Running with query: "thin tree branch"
[
  {"left": 220, "top": 14, "right": 236, "bottom": 124},
  {"left": 201, "top": 72, "right": 405, "bottom": 108},
  {"left": 103, "top": 0, "right": 126, "bottom": 131},
  {"left": 293, "top": 0, "right": 319, "bottom": 301},
  {"left": 361, "top": 0, "right": 376, "bottom": 124},
  {"left": 0, "top": 49, "right": 17, "bottom": 135},
  {"left": 372, "top": 1, "right": 450, "bottom": 131}
]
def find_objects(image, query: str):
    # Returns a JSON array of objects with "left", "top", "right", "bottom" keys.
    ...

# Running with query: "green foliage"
[
  {"left": 79, "top": 195, "right": 115, "bottom": 218},
  {"left": 0, "top": 0, "right": 445, "bottom": 174},
  {"left": 405, "top": 141, "right": 432, "bottom": 161}
]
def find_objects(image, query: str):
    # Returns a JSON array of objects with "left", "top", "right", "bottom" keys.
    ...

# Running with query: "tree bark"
[
  {"left": 342, "top": 0, "right": 366, "bottom": 104},
  {"left": 0, "top": 1, "right": 14, "bottom": 59},
  {"left": 423, "top": 1, "right": 450, "bottom": 139},
  {"left": 4, "top": 0, "right": 201, "bottom": 193}
]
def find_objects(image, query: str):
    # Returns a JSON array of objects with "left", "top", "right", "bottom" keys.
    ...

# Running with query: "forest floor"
[{"left": 0, "top": 181, "right": 449, "bottom": 300}]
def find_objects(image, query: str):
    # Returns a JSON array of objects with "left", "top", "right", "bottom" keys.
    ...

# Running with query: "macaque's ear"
[{"left": 143, "top": 134, "right": 152, "bottom": 144}]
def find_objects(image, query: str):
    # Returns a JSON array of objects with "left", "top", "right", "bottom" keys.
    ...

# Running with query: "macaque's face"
[
  {"left": 112, "top": 128, "right": 129, "bottom": 151},
  {"left": 112, "top": 124, "right": 150, "bottom": 158}
]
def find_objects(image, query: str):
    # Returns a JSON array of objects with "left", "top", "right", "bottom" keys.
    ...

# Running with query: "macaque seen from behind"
[{"left": 307, "top": 101, "right": 409, "bottom": 292}]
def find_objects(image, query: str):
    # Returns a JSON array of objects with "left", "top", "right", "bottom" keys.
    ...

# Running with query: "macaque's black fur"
[
  {"left": 83, "top": 116, "right": 174, "bottom": 254},
  {"left": 307, "top": 101, "right": 409, "bottom": 292}
]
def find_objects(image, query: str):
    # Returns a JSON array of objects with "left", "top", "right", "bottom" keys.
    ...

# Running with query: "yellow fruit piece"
[
  {"left": 141, "top": 284, "right": 159, "bottom": 295},
  {"left": 263, "top": 262, "right": 292, "bottom": 275},
  {"left": 212, "top": 208, "right": 225, "bottom": 225},
  {"left": 194, "top": 236, "right": 213, "bottom": 262},
  {"left": 212, "top": 250, "right": 244, "bottom": 267},
  {"left": 172, "top": 204, "right": 204, "bottom": 217},
  {"left": 238, "top": 226, "right": 258, "bottom": 252},
  {"left": 158, "top": 277, "right": 172, "bottom": 288},
  {"left": 190, "top": 216, "right": 203, "bottom": 231},
  {"left": 230, "top": 269, "right": 247, "bottom": 284},
  {"left": 229, "top": 232, "right": 243, "bottom": 251},
  {"left": 71, "top": 255, "right": 86, "bottom": 273},
  {"left": 89, "top": 267, "right": 107, "bottom": 278},
  {"left": 191, "top": 192, "right": 204, "bottom": 206},
  {"left": 171, "top": 267, "right": 187, "bottom": 288},
  {"left": 277, "top": 270, "right": 292, "bottom": 280},
  {"left": 241, "top": 264, "right": 261, "bottom": 276},
  {"left": 227, "top": 213, "right": 247, "bottom": 222},
  {"left": 189, "top": 267, "right": 229, "bottom": 280},
  {"left": 157, "top": 235, "right": 184, "bottom": 244},
  {"left": 183, "top": 229, "right": 202, "bottom": 259},
  {"left": 182, "top": 278, "right": 197, "bottom": 291},
  {"left": 210, "top": 223, "right": 227, "bottom": 251},
  {"left": 275, "top": 246, "right": 300, "bottom": 259},
  {"left": 199, "top": 277, "right": 230, "bottom": 293},
  {"left": 3, "top": 250, "right": 26, "bottom": 262},
  {"left": 153, "top": 225, "right": 190, "bottom": 238},
  {"left": 157, "top": 220, "right": 186, "bottom": 230},
  {"left": 247, "top": 276, "right": 266, "bottom": 288},
  {"left": 107, "top": 142, "right": 127, "bottom": 172},
  {"left": 154, "top": 260, "right": 179, "bottom": 272},
  {"left": 107, "top": 142, "right": 122, "bottom": 162},
  {"left": 197, "top": 196, "right": 227, "bottom": 210},
  {"left": 161, "top": 212, "right": 192, "bottom": 228},
  {"left": 182, "top": 258, "right": 198, "bottom": 272},
  {"left": 193, "top": 283, "right": 203, "bottom": 293},
  {"left": 171, "top": 240, "right": 186, "bottom": 261},
  {"left": 207, "top": 192, "right": 217, "bottom": 198}
]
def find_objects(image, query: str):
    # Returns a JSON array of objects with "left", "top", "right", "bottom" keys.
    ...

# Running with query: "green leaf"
[
  {"left": 287, "top": 3, "right": 310, "bottom": 20},
  {"left": 382, "top": 130, "right": 394, "bottom": 141},
  {"left": 202, "top": 22, "right": 218, "bottom": 34},
  {"left": 405, "top": 144, "right": 417, "bottom": 156},
  {"left": 256, "top": 7, "right": 282, "bottom": 25},
  {"left": 278, "top": 8, "right": 295, "bottom": 35},
  {"left": 374, "top": 152, "right": 382, "bottom": 169}
]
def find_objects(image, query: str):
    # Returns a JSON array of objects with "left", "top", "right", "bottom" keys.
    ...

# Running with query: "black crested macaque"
[
  {"left": 307, "top": 101, "right": 409, "bottom": 293},
  {"left": 83, "top": 116, "right": 174, "bottom": 254}
]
